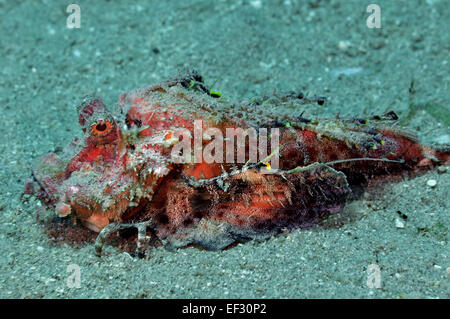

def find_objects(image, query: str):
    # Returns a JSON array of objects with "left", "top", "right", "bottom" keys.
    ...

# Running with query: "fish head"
[{"left": 30, "top": 95, "right": 173, "bottom": 232}]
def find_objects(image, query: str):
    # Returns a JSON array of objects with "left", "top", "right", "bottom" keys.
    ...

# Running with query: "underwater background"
[{"left": 0, "top": 0, "right": 449, "bottom": 298}]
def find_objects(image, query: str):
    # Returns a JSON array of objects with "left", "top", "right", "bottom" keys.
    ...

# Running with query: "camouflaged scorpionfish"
[{"left": 29, "top": 73, "right": 449, "bottom": 256}]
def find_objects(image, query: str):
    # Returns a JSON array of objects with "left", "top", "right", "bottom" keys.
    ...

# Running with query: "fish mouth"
[{"left": 30, "top": 162, "right": 108, "bottom": 232}]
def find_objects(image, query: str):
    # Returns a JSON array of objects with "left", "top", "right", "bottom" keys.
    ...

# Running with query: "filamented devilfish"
[{"left": 26, "top": 72, "right": 449, "bottom": 256}]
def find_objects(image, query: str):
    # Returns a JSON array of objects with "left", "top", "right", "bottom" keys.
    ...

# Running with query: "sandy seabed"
[{"left": 0, "top": 0, "right": 448, "bottom": 298}]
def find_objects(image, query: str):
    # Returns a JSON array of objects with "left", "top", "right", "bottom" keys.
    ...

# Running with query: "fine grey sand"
[{"left": 0, "top": 0, "right": 449, "bottom": 298}]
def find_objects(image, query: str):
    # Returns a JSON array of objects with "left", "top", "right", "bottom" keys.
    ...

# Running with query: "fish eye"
[
  {"left": 91, "top": 119, "right": 113, "bottom": 136},
  {"left": 96, "top": 123, "right": 107, "bottom": 132}
]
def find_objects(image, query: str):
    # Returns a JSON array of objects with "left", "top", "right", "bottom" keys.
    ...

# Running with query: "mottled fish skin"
[{"left": 29, "top": 72, "right": 449, "bottom": 252}]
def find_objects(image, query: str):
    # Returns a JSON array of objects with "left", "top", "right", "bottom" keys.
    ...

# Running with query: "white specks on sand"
[
  {"left": 395, "top": 218, "right": 405, "bottom": 229},
  {"left": 306, "top": 11, "right": 316, "bottom": 22},
  {"left": 426, "top": 179, "right": 437, "bottom": 188},
  {"left": 437, "top": 166, "right": 447, "bottom": 174},
  {"left": 73, "top": 49, "right": 81, "bottom": 57},
  {"left": 44, "top": 278, "right": 56, "bottom": 286},
  {"left": 332, "top": 67, "right": 364, "bottom": 77},
  {"left": 47, "top": 25, "right": 56, "bottom": 35},
  {"left": 259, "top": 60, "right": 275, "bottom": 69},
  {"left": 250, "top": 0, "right": 262, "bottom": 9},
  {"left": 338, "top": 40, "right": 351, "bottom": 51}
]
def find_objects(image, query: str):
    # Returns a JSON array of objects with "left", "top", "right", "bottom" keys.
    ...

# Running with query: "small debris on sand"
[
  {"left": 426, "top": 179, "right": 437, "bottom": 188},
  {"left": 395, "top": 218, "right": 405, "bottom": 229}
]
